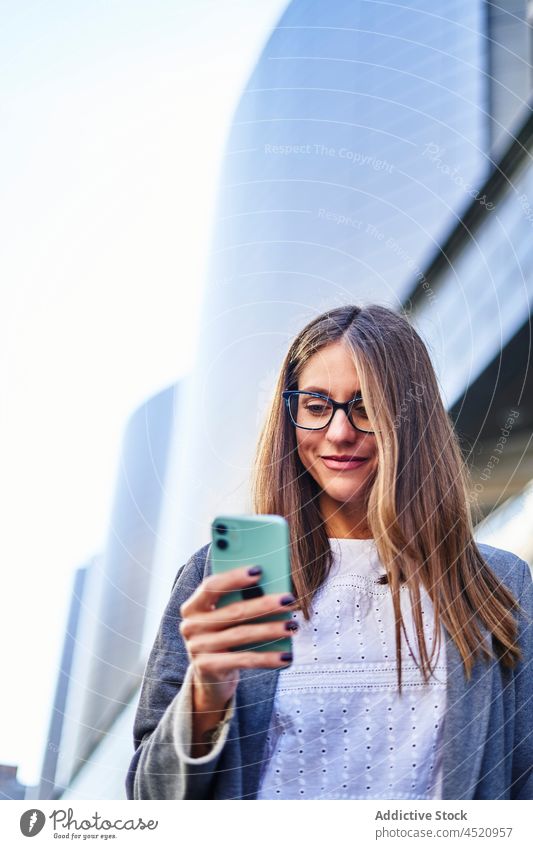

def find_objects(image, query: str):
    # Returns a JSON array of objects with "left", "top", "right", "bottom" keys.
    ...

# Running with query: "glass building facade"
[
  {"left": 35, "top": 384, "right": 178, "bottom": 798},
  {"left": 412, "top": 139, "right": 533, "bottom": 408}
]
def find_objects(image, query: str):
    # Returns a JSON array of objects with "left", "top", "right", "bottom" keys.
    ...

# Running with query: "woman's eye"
[{"left": 306, "top": 403, "right": 329, "bottom": 414}]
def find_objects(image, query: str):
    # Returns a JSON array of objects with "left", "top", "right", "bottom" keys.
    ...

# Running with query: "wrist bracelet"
[{"left": 201, "top": 713, "right": 231, "bottom": 747}]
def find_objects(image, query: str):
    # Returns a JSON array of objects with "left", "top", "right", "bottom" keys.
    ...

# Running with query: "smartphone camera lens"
[
  {"left": 216, "top": 539, "right": 229, "bottom": 550},
  {"left": 214, "top": 523, "right": 228, "bottom": 535}
]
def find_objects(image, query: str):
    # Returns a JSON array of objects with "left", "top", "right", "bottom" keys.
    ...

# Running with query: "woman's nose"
[{"left": 325, "top": 408, "right": 358, "bottom": 441}]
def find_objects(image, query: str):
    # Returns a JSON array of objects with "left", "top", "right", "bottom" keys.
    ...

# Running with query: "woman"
[{"left": 126, "top": 304, "right": 532, "bottom": 800}]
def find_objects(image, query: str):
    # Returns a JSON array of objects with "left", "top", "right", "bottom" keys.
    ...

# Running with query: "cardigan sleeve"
[
  {"left": 172, "top": 665, "right": 235, "bottom": 763},
  {"left": 511, "top": 558, "right": 533, "bottom": 800},
  {"left": 125, "top": 545, "right": 239, "bottom": 800}
]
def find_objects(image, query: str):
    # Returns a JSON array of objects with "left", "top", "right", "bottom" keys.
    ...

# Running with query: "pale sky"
[{"left": 0, "top": 0, "right": 288, "bottom": 787}]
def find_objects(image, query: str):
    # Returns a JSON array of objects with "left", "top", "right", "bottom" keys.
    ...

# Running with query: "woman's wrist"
[
  {"left": 190, "top": 677, "right": 233, "bottom": 757},
  {"left": 192, "top": 671, "right": 234, "bottom": 713}
]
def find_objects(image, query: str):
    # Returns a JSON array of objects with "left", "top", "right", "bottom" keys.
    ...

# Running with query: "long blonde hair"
[{"left": 251, "top": 304, "right": 521, "bottom": 690}]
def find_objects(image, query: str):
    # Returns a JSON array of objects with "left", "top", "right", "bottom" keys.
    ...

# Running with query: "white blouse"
[{"left": 256, "top": 537, "right": 447, "bottom": 800}]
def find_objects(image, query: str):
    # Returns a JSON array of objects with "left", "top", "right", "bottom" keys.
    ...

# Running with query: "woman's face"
[{"left": 294, "top": 341, "right": 378, "bottom": 509}]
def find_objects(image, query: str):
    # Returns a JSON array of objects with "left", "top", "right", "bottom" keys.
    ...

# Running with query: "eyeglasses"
[{"left": 282, "top": 390, "right": 375, "bottom": 434}]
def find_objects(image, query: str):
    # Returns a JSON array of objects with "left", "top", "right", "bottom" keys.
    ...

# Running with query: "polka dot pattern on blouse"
[{"left": 256, "top": 538, "right": 447, "bottom": 800}]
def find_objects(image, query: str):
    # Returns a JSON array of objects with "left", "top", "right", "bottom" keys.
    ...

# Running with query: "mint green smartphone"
[{"left": 210, "top": 514, "right": 293, "bottom": 653}]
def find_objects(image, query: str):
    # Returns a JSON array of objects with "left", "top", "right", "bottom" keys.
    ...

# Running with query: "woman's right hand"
[{"left": 179, "top": 565, "right": 299, "bottom": 714}]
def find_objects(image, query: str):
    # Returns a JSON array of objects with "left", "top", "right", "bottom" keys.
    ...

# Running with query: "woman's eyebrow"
[{"left": 301, "top": 385, "right": 362, "bottom": 395}]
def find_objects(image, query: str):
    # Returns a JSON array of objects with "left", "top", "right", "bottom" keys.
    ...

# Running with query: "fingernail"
[
  {"left": 285, "top": 620, "right": 298, "bottom": 632},
  {"left": 247, "top": 566, "right": 262, "bottom": 576},
  {"left": 280, "top": 652, "right": 293, "bottom": 663},
  {"left": 280, "top": 594, "right": 296, "bottom": 606}
]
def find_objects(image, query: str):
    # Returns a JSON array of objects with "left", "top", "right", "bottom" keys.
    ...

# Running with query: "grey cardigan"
[{"left": 126, "top": 542, "right": 532, "bottom": 800}]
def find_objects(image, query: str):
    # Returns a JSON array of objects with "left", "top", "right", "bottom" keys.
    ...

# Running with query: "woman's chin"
[{"left": 321, "top": 481, "right": 368, "bottom": 504}]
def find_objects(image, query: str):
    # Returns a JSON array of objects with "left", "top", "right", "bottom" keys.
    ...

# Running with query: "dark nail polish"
[
  {"left": 280, "top": 594, "right": 296, "bottom": 606},
  {"left": 247, "top": 566, "right": 262, "bottom": 576},
  {"left": 285, "top": 620, "right": 298, "bottom": 632},
  {"left": 280, "top": 652, "right": 293, "bottom": 663}
]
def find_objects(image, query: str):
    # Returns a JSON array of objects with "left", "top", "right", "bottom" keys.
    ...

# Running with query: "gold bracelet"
[{"left": 200, "top": 714, "right": 231, "bottom": 747}]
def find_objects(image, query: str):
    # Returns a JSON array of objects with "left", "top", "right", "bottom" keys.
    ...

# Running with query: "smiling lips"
[{"left": 321, "top": 455, "right": 368, "bottom": 470}]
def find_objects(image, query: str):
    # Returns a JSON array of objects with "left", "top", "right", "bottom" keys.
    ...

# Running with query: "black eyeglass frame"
[{"left": 281, "top": 390, "right": 375, "bottom": 434}]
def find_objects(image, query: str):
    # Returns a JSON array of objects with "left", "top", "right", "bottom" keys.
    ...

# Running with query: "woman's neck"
[{"left": 319, "top": 492, "right": 373, "bottom": 539}]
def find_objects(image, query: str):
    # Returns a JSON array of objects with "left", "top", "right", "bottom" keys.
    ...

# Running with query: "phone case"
[{"left": 210, "top": 514, "right": 293, "bottom": 653}]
